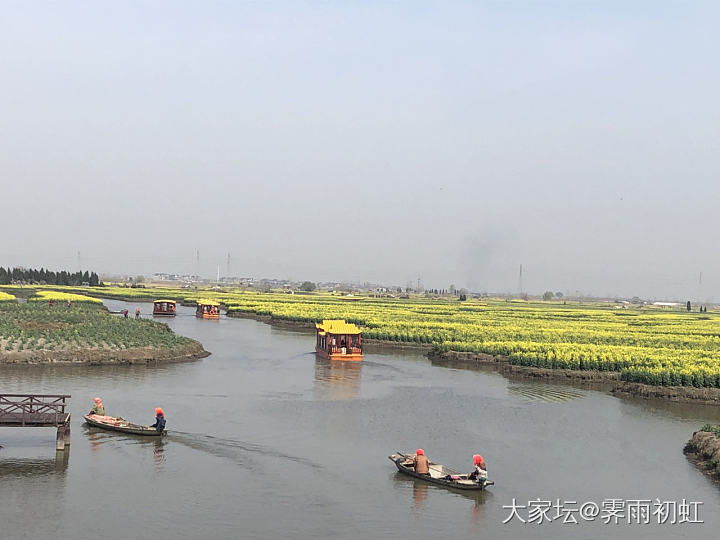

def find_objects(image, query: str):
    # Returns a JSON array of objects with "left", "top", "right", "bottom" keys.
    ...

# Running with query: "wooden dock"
[{"left": 0, "top": 394, "right": 71, "bottom": 450}]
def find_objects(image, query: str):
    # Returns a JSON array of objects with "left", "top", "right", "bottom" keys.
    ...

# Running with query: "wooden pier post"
[
  {"left": 56, "top": 423, "right": 66, "bottom": 451},
  {"left": 63, "top": 415, "right": 71, "bottom": 447}
]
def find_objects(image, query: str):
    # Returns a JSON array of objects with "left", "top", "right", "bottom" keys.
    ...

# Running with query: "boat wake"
[
  {"left": 508, "top": 384, "right": 585, "bottom": 403},
  {"left": 167, "top": 431, "right": 324, "bottom": 471}
]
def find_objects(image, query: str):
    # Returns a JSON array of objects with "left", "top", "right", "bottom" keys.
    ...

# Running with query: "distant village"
[
  {"left": 1, "top": 266, "right": 709, "bottom": 306},
  {"left": 147, "top": 272, "right": 408, "bottom": 296}
]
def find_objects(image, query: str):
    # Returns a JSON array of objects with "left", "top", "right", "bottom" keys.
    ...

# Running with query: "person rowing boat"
[
  {"left": 389, "top": 452, "right": 494, "bottom": 491},
  {"left": 151, "top": 408, "right": 166, "bottom": 434}
]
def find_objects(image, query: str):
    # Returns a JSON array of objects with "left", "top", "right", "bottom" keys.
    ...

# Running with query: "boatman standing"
[
  {"left": 151, "top": 408, "right": 166, "bottom": 434},
  {"left": 413, "top": 449, "right": 430, "bottom": 476}
]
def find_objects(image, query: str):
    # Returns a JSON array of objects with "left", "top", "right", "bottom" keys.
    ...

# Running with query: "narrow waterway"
[{"left": 1, "top": 300, "right": 719, "bottom": 539}]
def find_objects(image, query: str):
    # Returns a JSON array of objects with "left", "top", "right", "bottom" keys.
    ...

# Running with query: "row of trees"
[{"left": 0, "top": 267, "right": 102, "bottom": 286}]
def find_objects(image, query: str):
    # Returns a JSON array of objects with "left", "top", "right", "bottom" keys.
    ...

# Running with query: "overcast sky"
[{"left": 1, "top": 1, "right": 718, "bottom": 300}]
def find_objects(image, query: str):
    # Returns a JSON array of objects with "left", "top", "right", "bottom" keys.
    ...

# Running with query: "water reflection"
[
  {"left": 313, "top": 357, "right": 362, "bottom": 400},
  {"left": 0, "top": 450, "right": 69, "bottom": 476},
  {"left": 393, "top": 472, "right": 489, "bottom": 520},
  {"left": 87, "top": 429, "right": 104, "bottom": 455},
  {"left": 153, "top": 439, "right": 166, "bottom": 470},
  {"left": 412, "top": 480, "right": 428, "bottom": 512},
  {"left": 84, "top": 425, "right": 169, "bottom": 471},
  {"left": 618, "top": 394, "right": 720, "bottom": 423}
]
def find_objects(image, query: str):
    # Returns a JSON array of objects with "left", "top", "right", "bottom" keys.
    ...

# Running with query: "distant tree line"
[{"left": 0, "top": 267, "right": 102, "bottom": 286}]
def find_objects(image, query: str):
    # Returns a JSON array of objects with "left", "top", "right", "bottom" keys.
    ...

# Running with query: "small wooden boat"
[
  {"left": 84, "top": 414, "right": 166, "bottom": 436},
  {"left": 153, "top": 299, "right": 177, "bottom": 316},
  {"left": 389, "top": 452, "right": 493, "bottom": 491}
]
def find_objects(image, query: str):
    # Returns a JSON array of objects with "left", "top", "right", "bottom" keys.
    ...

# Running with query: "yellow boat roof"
[
  {"left": 154, "top": 299, "right": 176, "bottom": 304},
  {"left": 197, "top": 300, "right": 220, "bottom": 306},
  {"left": 315, "top": 320, "right": 361, "bottom": 335}
]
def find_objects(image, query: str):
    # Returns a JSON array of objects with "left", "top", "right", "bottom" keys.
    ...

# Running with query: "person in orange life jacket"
[{"left": 413, "top": 449, "right": 430, "bottom": 475}]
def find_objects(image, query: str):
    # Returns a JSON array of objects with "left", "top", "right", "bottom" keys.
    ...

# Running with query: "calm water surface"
[{"left": 1, "top": 300, "right": 720, "bottom": 539}]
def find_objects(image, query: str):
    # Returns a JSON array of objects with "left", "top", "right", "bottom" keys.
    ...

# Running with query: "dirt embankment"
[
  {"left": 429, "top": 350, "right": 720, "bottom": 404},
  {"left": 684, "top": 430, "right": 720, "bottom": 484},
  {"left": 428, "top": 350, "right": 622, "bottom": 381},
  {"left": 0, "top": 341, "right": 209, "bottom": 366},
  {"left": 611, "top": 383, "right": 720, "bottom": 405}
]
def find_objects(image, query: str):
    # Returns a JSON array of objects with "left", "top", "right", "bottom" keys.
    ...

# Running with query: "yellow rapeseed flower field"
[{"left": 30, "top": 290, "right": 103, "bottom": 304}]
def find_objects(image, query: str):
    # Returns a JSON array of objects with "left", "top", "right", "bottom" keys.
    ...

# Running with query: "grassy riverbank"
[{"left": 0, "top": 294, "right": 207, "bottom": 365}]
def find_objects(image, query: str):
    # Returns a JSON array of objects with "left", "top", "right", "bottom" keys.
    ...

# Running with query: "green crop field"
[{"left": 0, "top": 294, "right": 193, "bottom": 354}]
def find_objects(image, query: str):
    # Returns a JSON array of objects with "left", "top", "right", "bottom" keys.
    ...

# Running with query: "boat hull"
[
  {"left": 315, "top": 347, "right": 363, "bottom": 362},
  {"left": 389, "top": 453, "right": 493, "bottom": 491},
  {"left": 84, "top": 414, "right": 167, "bottom": 436}
]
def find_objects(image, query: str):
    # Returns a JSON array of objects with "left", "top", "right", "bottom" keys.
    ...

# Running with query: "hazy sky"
[{"left": 1, "top": 1, "right": 719, "bottom": 300}]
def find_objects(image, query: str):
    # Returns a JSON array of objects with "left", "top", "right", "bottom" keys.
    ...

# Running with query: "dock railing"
[
  {"left": 0, "top": 394, "right": 71, "bottom": 426},
  {"left": 0, "top": 394, "right": 72, "bottom": 450}
]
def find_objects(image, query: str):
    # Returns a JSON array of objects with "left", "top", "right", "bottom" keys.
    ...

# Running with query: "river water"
[{"left": 1, "top": 300, "right": 719, "bottom": 540}]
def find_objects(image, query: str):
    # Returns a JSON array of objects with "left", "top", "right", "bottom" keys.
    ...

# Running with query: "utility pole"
[
  {"left": 196, "top": 249, "right": 200, "bottom": 282},
  {"left": 227, "top": 253, "right": 231, "bottom": 279},
  {"left": 518, "top": 264, "right": 523, "bottom": 296},
  {"left": 699, "top": 271, "right": 703, "bottom": 305},
  {"left": 77, "top": 251, "right": 81, "bottom": 272}
]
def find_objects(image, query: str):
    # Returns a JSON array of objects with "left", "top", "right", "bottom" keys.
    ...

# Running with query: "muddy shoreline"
[
  {"left": 429, "top": 350, "right": 720, "bottom": 404},
  {"left": 0, "top": 341, "right": 209, "bottom": 366},
  {"left": 684, "top": 430, "right": 720, "bottom": 485},
  {"left": 227, "top": 311, "right": 720, "bottom": 405}
]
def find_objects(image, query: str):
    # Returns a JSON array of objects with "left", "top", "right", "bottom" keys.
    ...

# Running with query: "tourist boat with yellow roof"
[
  {"left": 196, "top": 300, "right": 220, "bottom": 319},
  {"left": 315, "top": 320, "right": 363, "bottom": 361}
]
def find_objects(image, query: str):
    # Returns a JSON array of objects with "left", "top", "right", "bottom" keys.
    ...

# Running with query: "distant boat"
[
  {"left": 196, "top": 300, "right": 220, "bottom": 319},
  {"left": 389, "top": 452, "right": 493, "bottom": 491},
  {"left": 84, "top": 414, "right": 166, "bottom": 437},
  {"left": 153, "top": 299, "right": 177, "bottom": 316}
]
